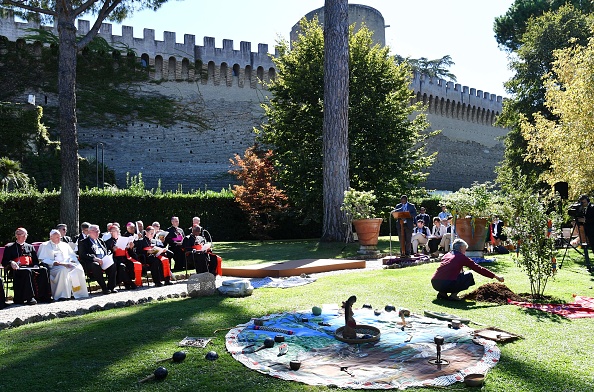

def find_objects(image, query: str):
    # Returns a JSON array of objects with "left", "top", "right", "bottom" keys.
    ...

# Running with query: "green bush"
[{"left": 0, "top": 188, "right": 321, "bottom": 244}]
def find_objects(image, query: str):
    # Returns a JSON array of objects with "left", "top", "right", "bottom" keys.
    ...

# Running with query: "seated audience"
[
  {"left": 135, "top": 226, "right": 172, "bottom": 286},
  {"left": 37, "top": 229, "right": 89, "bottom": 300},
  {"left": 414, "top": 207, "right": 431, "bottom": 228},
  {"left": 489, "top": 215, "right": 507, "bottom": 246},
  {"left": 136, "top": 220, "right": 145, "bottom": 239},
  {"left": 411, "top": 220, "right": 431, "bottom": 254},
  {"left": 74, "top": 221, "right": 90, "bottom": 254},
  {"left": 56, "top": 223, "right": 73, "bottom": 244},
  {"left": 73, "top": 222, "right": 90, "bottom": 243},
  {"left": 151, "top": 221, "right": 161, "bottom": 232},
  {"left": 1, "top": 227, "right": 52, "bottom": 304},
  {"left": 122, "top": 222, "right": 137, "bottom": 238},
  {"left": 438, "top": 205, "right": 451, "bottom": 225},
  {"left": 183, "top": 225, "right": 221, "bottom": 274},
  {"left": 431, "top": 239, "right": 504, "bottom": 301},
  {"left": 101, "top": 223, "right": 113, "bottom": 241},
  {"left": 439, "top": 216, "right": 455, "bottom": 252},
  {"left": 188, "top": 216, "right": 202, "bottom": 233},
  {"left": 165, "top": 216, "right": 186, "bottom": 271},
  {"left": 428, "top": 217, "right": 446, "bottom": 255},
  {"left": 78, "top": 224, "right": 118, "bottom": 294},
  {"left": 104, "top": 225, "right": 138, "bottom": 290}
]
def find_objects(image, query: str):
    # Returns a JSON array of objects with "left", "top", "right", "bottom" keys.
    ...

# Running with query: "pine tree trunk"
[
  {"left": 57, "top": 7, "right": 80, "bottom": 234},
  {"left": 321, "top": 0, "right": 350, "bottom": 242}
]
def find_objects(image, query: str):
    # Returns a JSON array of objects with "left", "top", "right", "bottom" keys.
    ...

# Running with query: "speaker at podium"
[{"left": 392, "top": 211, "right": 412, "bottom": 256}]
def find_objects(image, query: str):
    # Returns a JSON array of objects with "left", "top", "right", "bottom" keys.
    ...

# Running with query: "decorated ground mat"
[
  {"left": 225, "top": 307, "right": 500, "bottom": 389},
  {"left": 508, "top": 295, "right": 594, "bottom": 319}
]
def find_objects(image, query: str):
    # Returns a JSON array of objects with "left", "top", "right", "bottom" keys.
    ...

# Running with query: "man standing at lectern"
[{"left": 393, "top": 195, "right": 417, "bottom": 256}]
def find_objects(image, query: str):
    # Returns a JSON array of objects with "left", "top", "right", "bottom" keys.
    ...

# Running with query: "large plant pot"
[
  {"left": 456, "top": 218, "right": 488, "bottom": 252},
  {"left": 353, "top": 218, "right": 383, "bottom": 254}
]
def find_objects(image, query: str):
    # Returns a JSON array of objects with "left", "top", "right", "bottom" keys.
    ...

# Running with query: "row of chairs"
[{"left": 1, "top": 242, "right": 161, "bottom": 300}]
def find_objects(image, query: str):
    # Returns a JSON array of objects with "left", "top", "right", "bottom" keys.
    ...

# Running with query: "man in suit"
[
  {"left": 56, "top": 223, "right": 73, "bottom": 244},
  {"left": 187, "top": 216, "right": 202, "bottom": 233},
  {"left": 393, "top": 195, "right": 417, "bottom": 256},
  {"left": 78, "top": 224, "right": 118, "bottom": 294},
  {"left": 165, "top": 216, "right": 186, "bottom": 271},
  {"left": 73, "top": 221, "right": 90, "bottom": 254},
  {"left": 414, "top": 206, "right": 431, "bottom": 229},
  {"left": 489, "top": 215, "right": 506, "bottom": 246}
]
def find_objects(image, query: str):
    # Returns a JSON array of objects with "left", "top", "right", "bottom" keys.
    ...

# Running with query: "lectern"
[{"left": 392, "top": 211, "right": 412, "bottom": 256}]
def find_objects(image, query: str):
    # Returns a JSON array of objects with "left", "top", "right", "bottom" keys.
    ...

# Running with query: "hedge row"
[{"left": 0, "top": 190, "right": 321, "bottom": 244}]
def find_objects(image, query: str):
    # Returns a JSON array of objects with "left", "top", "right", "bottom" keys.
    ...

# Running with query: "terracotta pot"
[
  {"left": 456, "top": 218, "right": 488, "bottom": 251},
  {"left": 352, "top": 218, "right": 383, "bottom": 246}
]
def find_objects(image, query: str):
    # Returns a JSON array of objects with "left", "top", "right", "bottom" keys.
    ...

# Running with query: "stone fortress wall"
[{"left": 0, "top": 5, "right": 506, "bottom": 192}]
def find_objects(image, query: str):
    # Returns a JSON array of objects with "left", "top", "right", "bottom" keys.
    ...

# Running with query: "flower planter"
[
  {"left": 353, "top": 218, "right": 383, "bottom": 254},
  {"left": 456, "top": 217, "right": 488, "bottom": 252}
]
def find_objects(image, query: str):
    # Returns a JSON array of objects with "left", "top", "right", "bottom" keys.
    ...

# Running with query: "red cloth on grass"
[{"left": 508, "top": 296, "right": 594, "bottom": 319}]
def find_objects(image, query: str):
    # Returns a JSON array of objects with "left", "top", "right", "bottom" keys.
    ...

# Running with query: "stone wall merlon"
[
  {"left": 78, "top": 19, "right": 90, "bottom": 34},
  {"left": 411, "top": 72, "right": 502, "bottom": 111},
  {"left": 196, "top": 37, "right": 274, "bottom": 68}
]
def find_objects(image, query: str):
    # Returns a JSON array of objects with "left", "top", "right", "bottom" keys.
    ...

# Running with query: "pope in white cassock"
[{"left": 38, "top": 229, "right": 89, "bottom": 300}]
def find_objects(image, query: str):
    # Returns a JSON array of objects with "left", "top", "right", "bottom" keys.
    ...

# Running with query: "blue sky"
[{"left": 112, "top": 0, "right": 515, "bottom": 97}]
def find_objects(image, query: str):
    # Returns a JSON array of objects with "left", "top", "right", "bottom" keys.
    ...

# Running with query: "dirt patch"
[{"left": 463, "top": 283, "right": 525, "bottom": 304}]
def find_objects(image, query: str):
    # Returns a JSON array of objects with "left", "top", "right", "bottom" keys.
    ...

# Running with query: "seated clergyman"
[{"left": 37, "top": 229, "right": 89, "bottom": 300}]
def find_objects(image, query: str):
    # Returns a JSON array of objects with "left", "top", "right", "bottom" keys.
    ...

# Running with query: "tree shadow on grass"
[
  {"left": 431, "top": 298, "right": 501, "bottom": 310},
  {"left": 0, "top": 295, "right": 306, "bottom": 392},
  {"left": 493, "top": 348, "right": 594, "bottom": 392}
]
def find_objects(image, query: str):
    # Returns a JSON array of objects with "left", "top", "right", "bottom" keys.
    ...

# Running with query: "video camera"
[{"left": 568, "top": 202, "right": 584, "bottom": 218}]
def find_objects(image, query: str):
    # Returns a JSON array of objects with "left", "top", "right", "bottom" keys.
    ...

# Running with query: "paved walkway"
[{"left": 0, "top": 259, "right": 385, "bottom": 330}]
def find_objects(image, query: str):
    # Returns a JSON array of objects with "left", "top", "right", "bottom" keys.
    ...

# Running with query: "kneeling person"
[{"left": 431, "top": 239, "right": 504, "bottom": 301}]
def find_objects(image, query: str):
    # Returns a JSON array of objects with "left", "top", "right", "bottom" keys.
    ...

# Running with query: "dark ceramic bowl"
[{"left": 464, "top": 374, "right": 485, "bottom": 387}]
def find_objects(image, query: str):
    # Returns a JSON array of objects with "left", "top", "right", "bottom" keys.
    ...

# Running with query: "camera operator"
[{"left": 576, "top": 195, "right": 594, "bottom": 246}]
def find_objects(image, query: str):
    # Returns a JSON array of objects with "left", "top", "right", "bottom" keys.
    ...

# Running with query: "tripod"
[{"left": 559, "top": 220, "right": 592, "bottom": 271}]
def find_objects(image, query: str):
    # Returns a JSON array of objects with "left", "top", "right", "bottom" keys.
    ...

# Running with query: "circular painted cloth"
[{"left": 225, "top": 306, "right": 500, "bottom": 389}]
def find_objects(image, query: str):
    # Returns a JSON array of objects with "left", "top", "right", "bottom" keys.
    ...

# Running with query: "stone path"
[{"left": 0, "top": 259, "right": 385, "bottom": 330}]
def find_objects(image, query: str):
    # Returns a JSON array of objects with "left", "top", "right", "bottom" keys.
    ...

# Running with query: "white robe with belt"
[{"left": 38, "top": 240, "right": 89, "bottom": 300}]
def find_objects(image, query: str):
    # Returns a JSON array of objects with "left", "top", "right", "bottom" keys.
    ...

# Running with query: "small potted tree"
[
  {"left": 341, "top": 188, "right": 383, "bottom": 254},
  {"left": 440, "top": 182, "right": 495, "bottom": 254}
]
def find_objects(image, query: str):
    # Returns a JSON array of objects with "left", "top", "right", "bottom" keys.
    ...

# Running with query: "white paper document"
[
  {"left": 115, "top": 236, "right": 133, "bottom": 250},
  {"left": 100, "top": 254, "right": 114, "bottom": 270}
]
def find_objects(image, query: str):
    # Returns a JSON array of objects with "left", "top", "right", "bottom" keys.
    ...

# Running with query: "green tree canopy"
[
  {"left": 521, "top": 36, "right": 594, "bottom": 197},
  {"left": 0, "top": 0, "right": 172, "bottom": 234},
  {"left": 258, "top": 18, "right": 433, "bottom": 222},
  {"left": 395, "top": 54, "right": 457, "bottom": 82},
  {"left": 494, "top": 0, "right": 594, "bottom": 52},
  {"left": 495, "top": 4, "right": 593, "bottom": 191}
]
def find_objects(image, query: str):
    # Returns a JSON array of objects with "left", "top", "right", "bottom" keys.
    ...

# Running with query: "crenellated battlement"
[
  {"left": 0, "top": 11, "right": 277, "bottom": 87},
  {"left": 410, "top": 71, "right": 503, "bottom": 126}
]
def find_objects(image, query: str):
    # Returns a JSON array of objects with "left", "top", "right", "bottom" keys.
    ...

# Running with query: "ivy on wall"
[{"left": 0, "top": 31, "right": 209, "bottom": 190}]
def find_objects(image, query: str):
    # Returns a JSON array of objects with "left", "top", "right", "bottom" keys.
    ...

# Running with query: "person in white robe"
[{"left": 38, "top": 229, "right": 89, "bottom": 300}]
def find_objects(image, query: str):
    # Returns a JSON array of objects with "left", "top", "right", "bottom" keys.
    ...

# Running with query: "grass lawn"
[{"left": 1, "top": 237, "right": 593, "bottom": 391}]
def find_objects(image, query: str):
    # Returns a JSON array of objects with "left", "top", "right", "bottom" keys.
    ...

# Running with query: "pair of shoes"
[
  {"left": 0, "top": 302, "right": 10, "bottom": 309},
  {"left": 449, "top": 293, "right": 463, "bottom": 301},
  {"left": 437, "top": 292, "right": 449, "bottom": 300},
  {"left": 25, "top": 298, "right": 38, "bottom": 305},
  {"left": 125, "top": 283, "right": 137, "bottom": 290},
  {"left": 164, "top": 280, "right": 173, "bottom": 286},
  {"left": 57, "top": 297, "right": 70, "bottom": 302},
  {"left": 155, "top": 282, "right": 163, "bottom": 287},
  {"left": 110, "top": 289, "right": 119, "bottom": 294},
  {"left": 102, "top": 289, "right": 110, "bottom": 295}
]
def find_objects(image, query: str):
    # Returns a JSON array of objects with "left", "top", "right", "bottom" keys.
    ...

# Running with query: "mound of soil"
[{"left": 463, "top": 283, "right": 525, "bottom": 304}]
